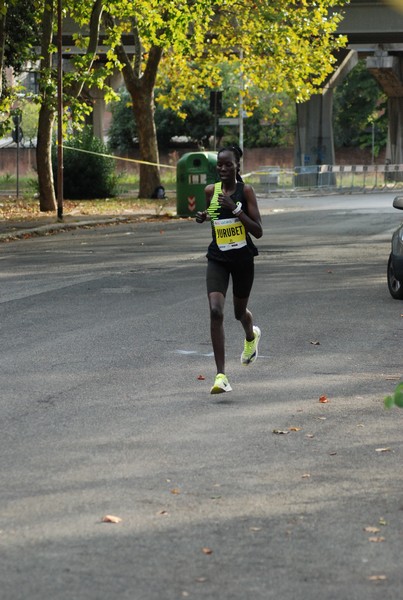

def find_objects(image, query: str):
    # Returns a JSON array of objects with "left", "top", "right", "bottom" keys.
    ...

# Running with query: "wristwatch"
[{"left": 232, "top": 202, "right": 243, "bottom": 216}]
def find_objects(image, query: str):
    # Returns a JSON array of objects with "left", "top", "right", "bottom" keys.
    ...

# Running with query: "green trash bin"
[{"left": 176, "top": 152, "right": 217, "bottom": 217}]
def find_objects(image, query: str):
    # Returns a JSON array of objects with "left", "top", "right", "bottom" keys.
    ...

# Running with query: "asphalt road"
[{"left": 0, "top": 193, "right": 402, "bottom": 600}]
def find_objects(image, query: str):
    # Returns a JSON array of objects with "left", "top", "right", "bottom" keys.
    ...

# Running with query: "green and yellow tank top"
[{"left": 207, "top": 182, "right": 247, "bottom": 252}]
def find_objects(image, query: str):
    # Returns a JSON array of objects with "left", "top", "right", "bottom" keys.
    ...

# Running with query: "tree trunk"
[
  {"left": 36, "top": 104, "right": 56, "bottom": 211},
  {"left": 37, "top": 0, "right": 56, "bottom": 212},
  {"left": 132, "top": 87, "right": 161, "bottom": 198},
  {"left": 111, "top": 32, "right": 163, "bottom": 198}
]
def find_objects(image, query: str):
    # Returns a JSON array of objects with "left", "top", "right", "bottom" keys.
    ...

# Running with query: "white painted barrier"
[{"left": 248, "top": 164, "right": 403, "bottom": 195}]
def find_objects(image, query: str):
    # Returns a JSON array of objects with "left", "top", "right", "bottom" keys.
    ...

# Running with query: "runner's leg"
[
  {"left": 233, "top": 296, "right": 254, "bottom": 341},
  {"left": 232, "top": 259, "right": 255, "bottom": 342},
  {"left": 207, "top": 260, "right": 230, "bottom": 375},
  {"left": 208, "top": 291, "right": 226, "bottom": 374}
]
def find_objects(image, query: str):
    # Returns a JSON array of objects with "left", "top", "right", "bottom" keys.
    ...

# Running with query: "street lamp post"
[
  {"left": 12, "top": 110, "right": 22, "bottom": 198},
  {"left": 57, "top": 0, "right": 63, "bottom": 221},
  {"left": 372, "top": 121, "right": 375, "bottom": 165},
  {"left": 238, "top": 48, "right": 244, "bottom": 169}
]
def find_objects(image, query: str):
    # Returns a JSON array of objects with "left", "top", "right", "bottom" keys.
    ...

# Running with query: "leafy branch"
[{"left": 384, "top": 383, "right": 403, "bottom": 409}]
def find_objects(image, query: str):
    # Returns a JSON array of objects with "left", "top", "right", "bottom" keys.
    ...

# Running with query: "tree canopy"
[
  {"left": 108, "top": 86, "right": 296, "bottom": 151},
  {"left": 102, "top": 0, "right": 348, "bottom": 195},
  {"left": 104, "top": 0, "right": 349, "bottom": 112},
  {"left": 0, "top": 0, "right": 39, "bottom": 131}
]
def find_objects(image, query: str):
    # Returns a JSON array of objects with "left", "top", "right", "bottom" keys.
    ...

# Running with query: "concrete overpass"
[{"left": 296, "top": 0, "right": 403, "bottom": 176}]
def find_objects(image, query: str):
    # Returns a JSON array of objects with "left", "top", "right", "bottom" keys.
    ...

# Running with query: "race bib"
[{"left": 214, "top": 217, "right": 247, "bottom": 251}]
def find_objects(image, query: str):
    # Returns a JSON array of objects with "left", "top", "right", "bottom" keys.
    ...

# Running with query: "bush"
[
  {"left": 53, "top": 128, "right": 118, "bottom": 199},
  {"left": 384, "top": 382, "right": 403, "bottom": 409}
]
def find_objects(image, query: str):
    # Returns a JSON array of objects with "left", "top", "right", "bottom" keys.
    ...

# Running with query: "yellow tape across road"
[{"left": 62, "top": 145, "right": 176, "bottom": 169}]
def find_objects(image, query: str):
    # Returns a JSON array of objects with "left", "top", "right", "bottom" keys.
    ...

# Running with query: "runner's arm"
[
  {"left": 195, "top": 184, "right": 214, "bottom": 223},
  {"left": 237, "top": 185, "right": 263, "bottom": 239}
]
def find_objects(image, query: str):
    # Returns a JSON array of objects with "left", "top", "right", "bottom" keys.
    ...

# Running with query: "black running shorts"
[{"left": 206, "top": 258, "right": 254, "bottom": 299}]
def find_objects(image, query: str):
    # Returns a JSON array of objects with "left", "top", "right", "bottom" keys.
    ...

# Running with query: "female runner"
[{"left": 195, "top": 145, "right": 263, "bottom": 393}]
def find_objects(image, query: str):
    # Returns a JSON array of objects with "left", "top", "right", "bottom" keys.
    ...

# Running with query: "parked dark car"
[{"left": 387, "top": 196, "right": 403, "bottom": 299}]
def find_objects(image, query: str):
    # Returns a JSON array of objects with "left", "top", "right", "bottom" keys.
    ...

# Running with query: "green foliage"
[
  {"left": 108, "top": 87, "right": 295, "bottom": 150},
  {"left": 243, "top": 95, "right": 296, "bottom": 148},
  {"left": 180, "top": 97, "right": 214, "bottom": 147},
  {"left": 53, "top": 128, "right": 118, "bottom": 199},
  {"left": 155, "top": 105, "right": 186, "bottom": 147},
  {"left": 333, "top": 61, "right": 388, "bottom": 155},
  {"left": 107, "top": 90, "right": 137, "bottom": 152},
  {"left": 384, "top": 383, "right": 403, "bottom": 409},
  {"left": 21, "top": 101, "right": 40, "bottom": 146},
  {"left": 0, "top": 90, "right": 14, "bottom": 137},
  {"left": 148, "top": 0, "right": 349, "bottom": 112},
  {"left": 0, "top": 0, "right": 39, "bottom": 136},
  {"left": 4, "top": 0, "right": 39, "bottom": 74},
  {"left": 108, "top": 89, "right": 215, "bottom": 150}
]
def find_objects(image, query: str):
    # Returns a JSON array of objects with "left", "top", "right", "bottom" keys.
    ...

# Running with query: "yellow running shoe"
[
  {"left": 241, "top": 326, "right": 261, "bottom": 365},
  {"left": 210, "top": 373, "right": 232, "bottom": 394}
]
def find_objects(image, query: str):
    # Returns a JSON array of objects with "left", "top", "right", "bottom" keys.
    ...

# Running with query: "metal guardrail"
[{"left": 249, "top": 164, "right": 403, "bottom": 195}]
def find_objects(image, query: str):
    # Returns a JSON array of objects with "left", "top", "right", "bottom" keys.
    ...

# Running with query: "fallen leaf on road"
[
  {"left": 170, "top": 488, "right": 181, "bottom": 494},
  {"left": 329, "top": 451, "right": 337, "bottom": 456},
  {"left": 102, "top": 515, "right": 122, "bottom": 524},
  {"left": 273, "top": 429, "right": 289, "bottom": 435},
  {"left": 157, "top": 510, "right": 169, "bottom": 516},
  {"left": 375, "top": 448, "right": 391, "bottom": 453},
  {"left": 288, "top": 427, "right": 302, "bottom": 432},
  {"left": 368, "top": 536, "right": 385, "bottom": 543},
  {"left": 249, "top": 527, "right": 262, "bottom": 532},
  {"left": 319, "top": 395, "right": 329, "bottom": 403},
  {"left": 197, "top": 375, "right": 205, "bottom": 380},
  {"left": 379, "top": 518, "right": 387, "bottom": 526},
  {"left": 364, "top": 526, "right": 380, "bottom": 533},
  {"left": 368, "top": 575, "right": 387, "bottom": 581},
  {"left": 306, "top": 434, "right": 315, "bottom": 438},
  {"left": 202, "top": 547, "right": 213, "bottom": 555},
  {"left": 310, "top": 340, "right": 320, "bottom": 345},
  {"left": 302, "top": 473, "right": 311, "bottom": 479},
  {"left": 195, "top": 577, "right": 207, "bottom": 583}
]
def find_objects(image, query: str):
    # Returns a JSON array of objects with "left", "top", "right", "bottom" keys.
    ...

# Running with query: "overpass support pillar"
[
  {"left": 386, "top": 98, "right": 403, "bottom": 180},
  {"left": 86, "top": 68, "right": 123, "bottom": 141},
  {"left": 294, "top": 50, "right": 357, "bottom": 186},
  {"left": 294, "top": 92, "right": 336, "bottom": 186},
  {"left": 367, "top": 51, "right": 403, "bottom": 180},
  {"left": 91, "top": 95, "right": 106, "bottom": 140}
]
